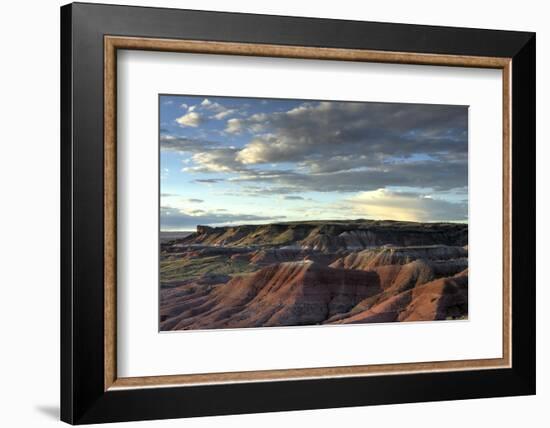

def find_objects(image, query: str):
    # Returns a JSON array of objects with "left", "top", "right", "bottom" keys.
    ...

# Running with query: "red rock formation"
[
  {"left": 177, "top": 220, "right": 468, "bottom": 250},
  {"left": 160, "top": 221, "right": 469, "bottom": 331},
  {"left": 330, "top": 245, "right": 467, "bottom": 270},
  {"left": 160, "top": 259, "right": 468, "bottom": 330},
  {"left": 332, "top": 269, "right": 468, "bottom": 324},
  {"left": 249, "top": 248, "right": 339, "bottom": 266},
  {"left": 161, "top": 261, "right": 382, "bottom": 330}
]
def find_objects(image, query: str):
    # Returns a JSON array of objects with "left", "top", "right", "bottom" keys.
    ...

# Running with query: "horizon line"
[{"left": 160, "top": 218, "right": 469, "bottom": 233}]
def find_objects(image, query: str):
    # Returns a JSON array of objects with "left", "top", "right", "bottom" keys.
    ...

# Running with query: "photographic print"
[{"left": 159, "top": 95, "right": 468, "bottom": 331}]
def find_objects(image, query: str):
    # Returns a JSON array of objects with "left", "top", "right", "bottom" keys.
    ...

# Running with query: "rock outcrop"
[
  {"left": 329, "top": 245, "right": 467, "bottom": 270},
  {"left": 175, "top": 220, "right": 467, "bottom": 250},
  {"left": 160, "top": 220, "right": 469, "bottom": 331},
  {"left": 331, "top": 269, "right": 468, "bottom": 324},
  {"left": 160, "top": 261, "right": 383, "bottom": 330}
]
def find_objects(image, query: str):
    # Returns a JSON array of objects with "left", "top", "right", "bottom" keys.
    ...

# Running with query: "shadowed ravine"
[{"left": 160, "top": 220, "right": 468, "bottom": 331}]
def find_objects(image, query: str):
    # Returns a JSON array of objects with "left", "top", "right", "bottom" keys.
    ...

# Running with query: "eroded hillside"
[{"left": 160, "top": 220, "right": 468, "bottom": 330}]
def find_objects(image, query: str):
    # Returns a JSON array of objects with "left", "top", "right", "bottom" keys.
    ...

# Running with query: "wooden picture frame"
[{"left": 61, "top": 2, "right": 535, "bottom": 424}]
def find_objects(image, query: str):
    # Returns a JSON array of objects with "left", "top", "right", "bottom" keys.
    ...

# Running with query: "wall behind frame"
[{"left": 0, "top": 1, "right": 546, "bottom": 427}]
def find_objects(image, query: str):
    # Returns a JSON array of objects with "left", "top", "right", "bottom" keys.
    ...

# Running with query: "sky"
[{"left": 160, "top": 95, "right": 468, "bottom": 231}]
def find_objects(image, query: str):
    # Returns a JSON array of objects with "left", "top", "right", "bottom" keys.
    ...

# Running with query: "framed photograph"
[{"left": 60, "top": 2, "right": 535, "bottom": 424}]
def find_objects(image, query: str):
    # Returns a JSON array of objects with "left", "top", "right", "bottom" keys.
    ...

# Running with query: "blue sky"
[{"left": 160, "top": 95, "right": 468, "bottom": 231}]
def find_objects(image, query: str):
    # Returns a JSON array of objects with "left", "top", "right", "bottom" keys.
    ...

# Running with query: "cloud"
[
  {"left": 232, "top": 101, "right": 467, "bottom": 168},
  {"left": 172, "top": 100, "right": 468, "bottom": 193},
  {"left": 213, "top": 109, "right": 236, "bottom": 120},
  {"left": 176, "top": 111, "right": 202, "bottom": 127},
  {"left": 236, "top": 136, "right": 281, "bottom": 164},
  {"left": 171, "top": 98, "right": 242, "bottom": 132},
  {"left": 200, "top": 99, "right": 226, "bottom": 113},
  {"left": 229, "top": 159, "right": 466, "bottom": 193},
  {"left": 160, "top": 206, "right": 286, "bottom": 230},
  {"left": 160, "top": 135, "right": 213, "bottom": 153},
  {"left": 282, "top": 195, "right": 304, "bottom": 200},
  {"left": 196, "top": 98, "right": 239, "bottom": 120},
  {"left": 345, "top": 189, "right": 467, "bottom": 222},
  {"left": 160, "top": 134, "right": 246, "bottom": 174},
  {"left": 184, "top": 147, "right": 244, "bottom": 173},
  {"left": 194, "top": 178, "right": 224, "bottom": 184},
  {"left": 162, "top": 194, "right": 204, "bottom": 203},
  {"left": 226, "top": 113, "right": 266, "bottom": 135},
  {"left": 225, "top": 118, "right": 243, "bottom": 134}
]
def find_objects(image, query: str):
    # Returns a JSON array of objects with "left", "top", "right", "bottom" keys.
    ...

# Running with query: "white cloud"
[
  {"left": 346, "top": 189, "right": 467, "bottom": 222},
  {"left": 249, "top": 113, "right": 267, "bottom": 121},
  {"left": 213, "top": 109, "right": 236, "bottom": 120},
  {"left": 225, "top": 118, "right": 243, "bottom": 134},
  {"left": 189, "top": 99, "right": 241, "bottom": 121},
  {"left": 236, "top": 136, "right": 281, "bottom": 164},
  {"left": 184, "top": 148, "right": 242, "bottom": 173},
  {"left": 176, "top": 111, "right": 202, "bottom": 127},
  {"left": 224, "top": 110, "right": 269, "bottom": 134}
]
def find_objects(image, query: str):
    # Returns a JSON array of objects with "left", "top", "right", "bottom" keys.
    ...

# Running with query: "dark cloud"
[
  {"left": 160, "top": 135, "right": 214, "bottom": 153},
  {"left": 234, "top": 102, "right": 467, "bottom": 170},
  {"left": 161, "top": 195, "right": 204, "bottom": 203},
  {"left": 282, "top": 195, "right": 304, "bottom": 200},
  {"left": 193, "top": 178, "right": 224, "bottom": 184},
  {"left": 230, "top": 159, "right": 466, "bottom": 193},
  {"left": 220, "top": 185, "right": 306, "bottom": 198},
  {"left": 164, "top": 100, "right": 468, "bottom": 199},
  {"left": 160, "top": 206, "right": 286, "bottom": 229},
  {"left": 160, "top": 136, "right": 245, "bottom": 173}
]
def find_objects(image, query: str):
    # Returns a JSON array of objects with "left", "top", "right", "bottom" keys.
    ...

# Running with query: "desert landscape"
[
  {"left": 159, "top": 95, "right": 469, "bottom": 331},
  {"left": 160, "top": 220, "right": 468, "bottom": 331}
]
